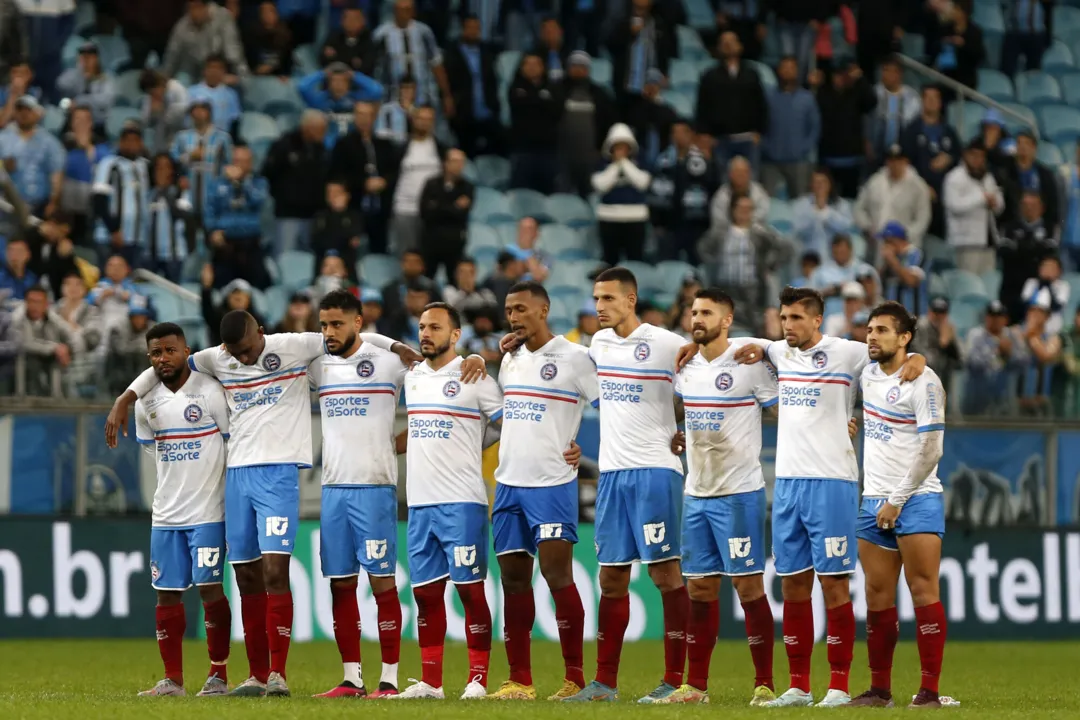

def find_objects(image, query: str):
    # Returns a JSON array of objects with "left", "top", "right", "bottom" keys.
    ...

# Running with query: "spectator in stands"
[
  {"left": 140, "top": 70, "right": 189, "bottom": 155},
  {"left": 261, "top": 109, "right": 329, "bottom": 257},
  {"left": 372, "top": 0, "right": 452, "bottom": 110},
  {"left": 0, "top": 95, "right": 65, "bottom": 217},
  {"left": 592, "top": 123, "right": 651, "bottom": 266},
  {"left": 870, "top": 57, "right": 921, "bottom": 167},
  {"left": 458, "top": 304, "right": 503, "bottom": 368},
  {"left": 854, "top": 0, "right": 905, "bottom": 80},
  {"left": 1006, "top": 130, "right": 1059, "bottom": 233},
  {"left": 243, "top": 0, "right": 294, "bottom": 78},
  {"left": 18, "top": 0, "right": 73, "bottom": 102},
  {"left": 199, "top": 267, "right": 265, "bottom": 346},
  {"left": 0, "top": 236, "right": 37, "bottom": 302},
  {"left": 483, "top": 248, "right": 527, "bottom": 310},
  {"left": 13, "top": 285, "right": 73, "bottom": 396},
  {"left": 55, "top": 42, "right": 115, "bottom": 128},
  {"left": 274, "top": 291, "right": 320, "bottom": 334},
  {"left": 822, "top": 281, "right": 868, "bottom": 338},
  {"left": 811, "top": 233, "right": 879, "bottom": 319},
  {"left": 702, "top": 2, "right": 766, "bottom": 62},
  {"left": 105, "top": 297, "right": 155, "bottom": 395},
  {"left": 188, "top": 54, "right": 243, "bottom": 137},
  {"left": 902, "top": 85, "right": 960, "bottom": 238},
  {"left": 444, "top": 256, "right": 497, "bottom": 315},
  {"left": 321, "top": 4, "right": 375, "bottom": 74},
  {"left": 791, "top": 249, "right": 821, "bottom": 289},
  {"left": 375, "top": 73, "right": 417, "bottom": 145},
  {"left": 625, "top": 69, "right": 676, "bottom": 172},
  {"left": 879, "top": 221, "right": 929, "bottom": 316},
  {"left": 925, "top": 1, "right": 984, "bottom": 103},
  {"left": 945, "top": 139, "right": 1004, "bottom": 275},
  {"left": 1062, "top": 308, "right": 1080, "bottom": 417},
  {"left": 55, "top": 270, "right": 101, "bottom": 390},
  {"left": 299, "top": 63, "right": 384, "bottom": 149},
  {"left": 114, "top": 0, "right": 186, "bottom": 70},
  {"left": 330, "top": 101, "right": 397, "bottom": 255},
  {"left": 162, "top": 0, "right": 249, "bottom": 84},
  {"left": 146, "top": 153, "right": 193, "bottom": 283},
  {"left": 311, "top": 182, "right": 362, "bottom": 282},
  {"left": 1060, "top": 142, "right": 1080, "bottom": 272},
  {"left": 535, "top": 16, "right": 570, "bottom": 81},
  {"left": 25, "top": 212, "right": 81, "bottom": 295},
  {"left": 309, "top": 254, "right": 353, "bottom": 304},
  {"left": 998, "top": 190, "right": 1057, "bottom": 323},
  {"left": 510, "top": 216, "right": 551, "bottom": 283},
  {"left": 854, "top": 144, "right": 931, "bottom": 263},
  {"left": 92, "top": 126, "right": 150, "bottom": 268},
  {"left": 648, "top": 119, "right": 715, "bottom": 265},
  {"left": 812, "top": 59, "right": 876, "bottom": 198},
  {"left": 792, "top": 167, "right": 854, "bottom": 259},
  {"left": 696, "top": 31, "right": 767, "bottom": 174},
  {"left": 386, "top": 280, "right": 432, "bottom": 347},
  {"left": 607, "top": 0, "right": 675, "bottom": 113},
  {"left": 912, "top": 296, "right": 963, "bottom": 397},
  {"left": 771, "top": 0, "right": 830, "bottom": 84},
  {"left": 978, "top": 110, "right": 1016, "bottom": 184},
  {"left": 556, "top": 51, "right": 616, "bottom": 197},
  {"left": 204, "top": 144, "right": 271, "bottom": 289},
  {"left": 445, "top": 14, "right": 503, "bottom": 158},
  {"left": 566, "top": 301, "right": 599, "bottom": 346},
  {"left": 390, "top": 105, "right": 444, "bottom": 253},
  {"left": 1016, "top": 290, "right": 1062, "bottom": 416},
  {"left": 0, "top": 63, "right": 41, "bottom": 128},
  {"left": 710, "top": 155, "right": 769, "bottom": 229},
  {"left": 419, "top": 147, "right": 473, "bottom": 280},
  {"left": 0, "top": 0, "right": 27, "bottom": 87},
  {"left": 1021, "top": 256, "right": 1069, "bottom": 335},
  {"left": 60, "top": 105, "right": 110, "bottom": 244},
  {"left": 508, "top": 51, "right": 563, "bottom": 194},
  {"left": 89, "top": 254, "right": 139, "bottom": 332},
  {"left": 762, "top": 55, "right": 820, "bottom": 198},
  {"left": 380, "top": 248, "right": 440, "bottom": 327},
  {"left": 964, "top": 299, "right": 1023, "bottom": 415},
  {"left": 1001, "top": 0, "right": 1054, "bottom": 78},
  {"left": 359, "top": 286, "right": 387, "bottom": 333},
  {"left": 170, "top": 98, "right": 234, "bottom": 225}
]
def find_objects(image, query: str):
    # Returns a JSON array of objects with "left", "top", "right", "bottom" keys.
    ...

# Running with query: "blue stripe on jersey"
[
  {"left": 917, "top": 423, "right": 945, "bottom": 433},
  {"left": 761, "top": 397, "right": 779, "bottom": 407},
  {"left": 863, "top": 401, "right": 916, "bottom": 420},
  {"left": 318, "top": 382, "right": 398, "bottom": 390},
  {"left": 219, "top": 365, "right": 308, "bottom": 386},
  {"left": 680, "top": 394, "right": 756, "bottom": 402},
  {"left": 596, "top": 365, "right": 674, "bottom": 377},
  {"left": 503, "top": 384, "right": 580, "bottom": 398},
  {"left": 778, "top": 369, "right": 854, "bottom": 380},
  {"left": 137, "top": 438, "right": 154, "bottom": 445},
  {"left": 490, "top": 409, "right": 504, "bottom": 422},
  {"left": 407, "top": 403, "right": 482, "bottom": 414},
  {"left": 590, "top": 398, "right": 600, "bottom": 408},
  {"left": 154, "top": 423, "right": 218, "bottom": 435}
]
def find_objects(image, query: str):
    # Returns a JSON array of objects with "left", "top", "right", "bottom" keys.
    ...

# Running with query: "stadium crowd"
[{"left": 0, "top": 0, "right": 1078, "bottom": 417}]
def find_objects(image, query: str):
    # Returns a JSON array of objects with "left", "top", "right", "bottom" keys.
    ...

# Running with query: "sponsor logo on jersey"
[
  {"left": 715, "top": 372, "right": 734, "bottom": 391},
  {"left": 539, "top": 523, "right": 563, "bottom": 539},
  {"left": 540, "top": 362, "right": 558, "bottom": 381},
  {"left": 643, "top": 522, "right": 666, "bottom": 545},
  {"left": 183, "top": 404, "right": 203, "bottom": 423},
  {"left": 196, "top": 547, "right": 220, "bottom": 568},
  {"left": 442, "top": 380, "right": 461, "bottom": 398},
  {"left": 634, "top": 342, "right": 651, "bottom": 361},
  {"left": 266, "top": 517, "right": 289, "bottom": 537},
  {"left": 886, "top": 385, "right": 901, "bottom": 404},
  {"left": 812, "top": 350, "right": 828, "bottom": 369},
  {"left": 365, "top": 539, "right": 387, "bottom": 560},
  {"left": 728, "top": 536, "right": 751, "bottom": 559},
  {"left": 263, "top": 353, "right": 282, "bottom": 372},
  {"left": 825, "top": 536, "right": 848, "bottom": 559},
  {"left": 453, "top": 545, "right": 476, "bottom": 567},
  {"left": 357, "top": 360, "right": 375, "bottom": 378}
]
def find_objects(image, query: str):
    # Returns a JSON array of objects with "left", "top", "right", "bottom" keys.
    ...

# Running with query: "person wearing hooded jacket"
[{"left": 592, "top": 123, "right": 651, "bottom": 266}]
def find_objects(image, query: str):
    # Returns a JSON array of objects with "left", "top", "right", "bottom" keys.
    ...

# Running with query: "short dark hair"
[
  {"left": 507, "top": 280, "right": 550, "bottom": 305},
  {"left": 831, "top": 234, "right": 852, "bottom": 248},
  {"left": 400, "top": 73, "right": 417, "bottom": 85},
  {"left": 594, "top": 266, "right": 638, "bottom": 293},
  {"left": 402, "top": 248, "right": 423, "bottom": 260},
  {"left": 24, "top": 284, "right": 48, "bottom": 299},
  {"left": 220, "top": 310, "right": 253, "bottom": 345},
  {"left": 457, "top": 255, "right": 476, "bottom": 267},
  {"left": 145, "top": 321, "right": 186, "bottom": 345},
  {"left": 777, "top": 54, "right": 799, "bottom": 67},
  {"left": 6, "top": 236, "right": 28, "bottom": 247},
  {"left": 881, "top": 55, "right": 901, "bottom": 69},
  {"left": 423, "top": 301, "right": 461, "bottom": 329},
  {"left": 319, "top": 289, "right": 362, "bottom": 314},
  {"left": 921, "top": 83, "right": 943, "bottom": 100},
  {"left": 868, "top": 300, "right": 917, "bottom": 342},
  {"left": 139, "top": 69, "right": 166, "bottom": 92},
  {"left": 694, "top": 287, "right": 736, "bottom": 314},
  {"left": 204, "top": 52, "right": 228, "bottom": 68},
  {"left": 779, "top": 286, "right": 825, "bottom": 316},
  {"left": 462, "top": 12, "right": 479, "bottom": 22}
]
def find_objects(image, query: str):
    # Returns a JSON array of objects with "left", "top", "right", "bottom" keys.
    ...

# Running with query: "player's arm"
[
  {"left": 881, "top": 378, "right": 946, "bottom": 523},
  {"left": 133, "top": 400, "right": 155, "bottom": 456},
  {"left": 671, "top": 372, "right": 686, "bottom": 454},
  {"left": 207, "top": 384, "right": 231, "bottom": 440},
  {"left": 732, "top": 338, "right": 773, "bottom": 366}
]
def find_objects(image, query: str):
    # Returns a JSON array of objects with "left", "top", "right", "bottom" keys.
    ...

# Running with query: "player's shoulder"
[
  {"left": 555, "top": 335, "right": 593, "bottom": 361},
  {"left": 591, "top": 328, "right": 617, "bottom": 346},
  {"left": 641, "top": 323, "right": 687, "bottom": 349},
  {"left": 911, "top": 366, "right": 944, "bottom": 392},
  {"left": 186, "top": 370, "right": 224, "bottom": 395}
]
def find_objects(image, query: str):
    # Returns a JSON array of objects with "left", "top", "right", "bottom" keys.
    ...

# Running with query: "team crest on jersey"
[
  {"left": 442, "top": 380, "right": 461, "bottom": 398},
  {"left": 183, "top": 404, "right": 203, "bottom": 423},
  {"left": 715, "top": 372, "right": 734, "bottom": 391},
  {"left": 812, "top": 350, "right": 828, "bottom": 369},
  {"left": 150, "top": 562, "right": 160, "bottom": 582},
  {"left": 886, "top": 386, "right": 901, "bottom": 404},
  {"left": 540, "top": 362, "right": 558, "bottom": 380},
  {"left": 263, "top": 353, "right": 282, "bottom": 372},
  {"left": 634, "top": 342, "right": 651, "bottom": 361},
  {"left": 357, "top": 360, "right": 375, "bottom": 378}
]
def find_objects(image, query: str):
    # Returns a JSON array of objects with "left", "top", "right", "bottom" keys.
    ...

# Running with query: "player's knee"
[
  {"left": 538, "top": 556, "right": 574, "bottom": 591},
  {"left": 233, "top": 563, "right": 263, "bottom": 594},
  {"left": 197, "top": 584, "right": 226, "bottom": 604},
  {"left": 906, "top": 574, "right": 940, "bottom": 607},
  {"left": 262, "top": 562, "right": 290, "bottom": 593},
  {"left": 781, "top": 571, "right": 814, "bottom": 601},
  {"left": 731, "top": 575, "right": 766, "bottom": 603},
  {"left": 500, "top": 574, "right": 532, "bottom": 596},
  {"left": 687, "top": 579, "right": 719, "bottom": 603},
  {"left": 156, "top": 590, "right": 184, "bottom": 606},
  {"left": 647, "top": 561, "right": 684, "bottom": 593},
  {"left": 598, "top": 570, "right": 631, "bottom": 598},
  {"left": 819, "top": 575, "right": 851, "bottom": 607}
]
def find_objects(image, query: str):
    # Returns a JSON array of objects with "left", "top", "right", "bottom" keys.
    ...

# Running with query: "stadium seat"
[
  {"left": 474, "top": 155, "right": 511, "bottom": 190},
  {"left": 508, "top": 189, "right": 550, "bottom": 222},
  {"left": 1044, "top": 40, "right": 1076, "bottom": 71},
  {"left": 1054, "top": 6, "right": 1080, "bottom": 40},
  {"left": 491, "top": 221, "right": 517, "bottom": 247},
  {"left": 900, "top": 33, "right": 926, "bottom": 61},
  {"left": 949, "top": 297, "right": 986, "bottom": 335},
  {"left": 1000, "top": 102, "right": 1039, "bottom": 135},
  {"left": 767, "top": 199, "right": 794, "bottom": 227},
  {"left": 977, "top": 69, "right": 1014, "bottom": 101},
  {"left": 238, "top": 112, "right": 280, "bottom": 143},
  {"left": 589, "top": 57, "right": 613, "bottom": 86},
  {"left": 924, "top": 235, "right": 956, "bottom": 271},
  {"left": 105, "top": 106, "right": 142, "bottom": 140},
  {"left": 496, "top": 51, "right": 522, "bottom": 86},
  {"left": 539, "top": 224, "right": 587, "bottom": 259},
  {"left": 472, "top": 187, "right": 513, "bottom": 224},
  {"left": 1038, "top": 104, "right": 1080, "bottom": 144},
  {"left": 621, "top": 261, "right": 660, "bottom": 294},
  {"left": 550, "top": 318, "right": 574, "bottom": 335},
  {"left": 661, "top": 90, "right": 694, "bottom": 119},
  {"left": 982, "top": 28, "right": 1004, "bottom": 69},
  {"left": 746, "top": 60, "right": 776, "bottom": 89},
  {"left": 113, "top": 69, "right": 143, "bottom": 107},
  {"left": 244, "top": 78, "right": 302, "bottom": 114},
  {"left": 1016, "top": 71, "right": 1062, "bottom": 104},
  {"left": 262, "top": 285, "right": 290, "bottom": 326},
  {"left": 1060, "top": 71, "right": 1080, "bottom": 106},
  {"left": 359, "top": 254, "right": 399, "bottom": 285},
  {"left": 669, "top": 59, "right": 699, "bottom": 87},
  {"left": 656, "top": 260, "right": 698, "bottom": 292},
  {"left": 942, "top": 269, "right": 988, "bottom": 301},
  {"left": 173, "top": 316, "right": 209, "bottom": 350},
  {"left": 91, "top": 35, "right": 132, "bottom": 73},
  {"left": 676, "top": 24, "right": 706, "bottom": 55},
  {"left": 980, "top": 270, "right": 1003, "bottom": 299},
  {"left": 274, "top": 112, "right": 299, "bottom": 133},
  {"left": 1059, "top": 140, "right": 1077, "bottom": 162},
  {"left": 545, "top": 193, "right": 593, "bottom": 229},
  {"left": 293, "top": 44, "right": 318, "bottom": 75},
  {"left": 972, "top": 3, "right": 1005, "bottom": 33},
  {"left": 278, "top": 250, "right": 315, "bottom": 290},
  {"left": 43, "top": 105, "right": 65, "bottom": 136},
  {"left": 138, "top": 285, "right": 181, "bottom": 321},
  {"left": 1037, "top": 143, "right": 1065, "bottom": 166},
  {"left": 548, "top": 259, "right": 597, "bottom": 289},
  {"left": 472, "top": 245, "right": 501, "bottom": 272},
  {"left": 928, "top": 272, "right": 948, "bottom": 299}
]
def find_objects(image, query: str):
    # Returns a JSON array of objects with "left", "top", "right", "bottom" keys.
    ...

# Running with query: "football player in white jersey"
[
  {"left": 308, "top": 291, "right": 408, "bottom": 699},
  {"left": 850, "top": 302, "right": 947, "bottom": 710},
  {"left": 132, "top": 322, "right": 233, "bottom": 698},
  {"left": 487, "top": 281, "right": 596, "bottom": 701},
  {"left": 660, "top": 289, "right": 779, "bottom": 706}
]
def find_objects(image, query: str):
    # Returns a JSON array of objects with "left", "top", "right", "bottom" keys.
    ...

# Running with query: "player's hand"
[
  {"left": 563, "top": 440, "right": 582, "bottom": 468},
  {"left": 460, "top": 354, "right": 488, "bottom": 383},
  {"left": 734, "top": 343, "right": 764, "bottom": 365},
  {"left": 390, "top": 342, "right": 424, "bottom": 368},
  {"left": 675, "top": 342, "right": 698, "bottom": 371},
  {"left": 848, "top": 417, "right": 859, "bottom": 440},
  {"left": 899, "top": 353, "right": 927, "bottom": 383},
  {"left": 876, "top": 501, "right": 901, "bottom": 530},
  {"left": 104, "top": 394, "right": 135, "bottom": 449},
  {"left": 498, "top": 332, "right": 523, "bottom": 354},
  {"left": 671, "top": 430, "right": 686, "bottom": 455}
]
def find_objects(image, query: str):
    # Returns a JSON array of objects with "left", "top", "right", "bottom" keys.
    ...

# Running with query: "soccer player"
[
  {"left": 487, "top": 281, "right": 597, "bottom": 701},
  {"left": 662, "top": 289, "right": 778, "bottom": 705},
  {"left": 133, "top": 322, "right": 232, "bottom": 697},
  {"left": 851, "top": 301, "right": 947, "bottom": 709},
  {"left": 106, "top": 313, "right": 430, "bottom": 697},
  {"left": 308, "top": 290, "right": 407, "bottom": 698}
]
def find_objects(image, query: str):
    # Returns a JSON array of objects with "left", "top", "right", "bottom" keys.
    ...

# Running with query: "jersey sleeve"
[
  {"left": 911, "top": 375, "right": 946, "bottom": 434},
  {"left": 134, "top": 400, "right": 154, "bottom": 445},
  {"left": 188, "top": 348, "right": 218, "bottom": 376},
  {"left": 307, "top": 356, "right": 322, "bottom": 390},
  {"left": 294, "top": 332, "right": 327, "bottom": 362},
  {"left": 126, "top": 366, "right": 161, "bottom": 399},
  {"left": 476, "top": 375, "right": 504, "bottom": 422},
  {"left": 754, "top": 363, "right": 779, "bottom": 408},
  {"left": 360, "top": 332, "right": 398, "bottom": 353},
  {"left": 207, "top": 385, "right": 231, "bottom": 439},
  {"left": 842, "top": 338, "right": 871, "bottom": 377},
  {"left": 673, "top": 369, "right": 684, "bottom": 399},
  {"left": 574, "top": 350, "right": 601, "bottom": 408}
]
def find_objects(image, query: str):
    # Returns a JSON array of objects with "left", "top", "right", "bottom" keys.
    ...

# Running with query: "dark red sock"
[
  {"left": 595, "top": 594, "right": 630, "bottom": 689},
  {"left": 374, "top": 586, "right": 402, "bottom": 665},
  {"left": 914, "top": 602, "right": 947, "bottom": 694},
  {"left": 867, "top": 606, "right": 899, "bottom": 693},
  {"left": 266, "top": 591, "right": 293, "bottom": 678},
  {"left": 783, "top": 600, "right": 813, "bottom": 693},
  {"left": 240, "top": 592, "right": 270, "bottom": 683},
  {"left": 331, "top": 582, "right": 361, "bottom": 664},
  {"left": 503, "top": 590, "right": 535, "bottom": 686},
  {"left": 551, "top": 584, "right": 586, "bottom": 687},
  {"left": 826, "top": 602, "right": 855, "bottom": 693},
  {"left": 742, "top": 595, "right": 775, "bottom": 691},
  {"left": 156, "top": 604, "right": 186, "bottom": 686},
  {"left": 661, "top": 586, "right": 689, "bottom": 687},
  {"left": 457, "top": 582, "right": 492, "bottom": 687},
  {"left": 686, "top": 599, "right": 718, "bottom": 691},
  {"left": 203, "top": 596, "right": 232, "bottom": 683},
  {"left": 414, "top": 581, "right": 447, "bottom": 688}
]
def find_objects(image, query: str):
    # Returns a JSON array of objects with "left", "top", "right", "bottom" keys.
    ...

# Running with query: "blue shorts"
[
  {"left": 150, "top": 522, "right": 227, "bottom": 591},
  {"left": 407, "top": 503, "right": 489, "bottom": 586},
  {"left": 682, "top": 489, "right": 767, "bottom": 577},
  {"left": 320, "top": 485, "right": 399, "bottom": 578},
  {"left": 856, "top": 493, "right": 946, "bottom": 551},
  {"left": 492, "top": 480, "right": 579, "bottom": 556},
  {"left": 225, "top": 464, "right": 300, "bottom": 563},
  {"left": 772, "top": 478, "right": 858, "bottom": 576},
  {"left": 595, "top": 469, "right": 683, "bottom": 565}
]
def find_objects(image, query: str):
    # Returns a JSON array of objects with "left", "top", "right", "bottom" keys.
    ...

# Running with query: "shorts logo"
[
  {"left": 634, "top": 342, "right": 651, "bottom": 361},
  {"left": 263, "top": 353, "right": 282, "bottom": 372},
  {"left": 812, "top": 351, "right": 828, "bottom": 369},
  {"left": 357, "top": 360, "right": 375, "bottom": 378},
  {"left": 453, "top": 545, "right": 476, "bottom": 567},
  {"left": 183, "top": 404, "right": 203, "bottom": 423},
  {"left": 365, "top": 539, "right": 387, "bottom": 560},
  {"left": 715, "top": 372, "right": 734, "bottom": 391},
  {"left": 265, "top": 517, "right": 289, "bottom": 537},
  {"left": 643, "top": 522, "right": 666, "bottom": 546},
  {"left": 197, "top": 547, "right": 220, "bottom": 568},
  {"left": 539, "top": 523, "right": 563, "bottom": 539},
  {"left": 886, "top": 386, "right": 901, "bottom": 404},
  {"left": 150, "top": 562, "right": 160, "bottom": 582},
  {"left": 728, "top": 536, "right": 751, "bottom": 559},
  {"left": 540, "top": 363, "right": 558, "bottom": 381},
  {"left": 442, "top": 380, "right": 461, "bottom": 398},
  {"left": 825, "top": 536, "right": 848, "bottom": 559}
]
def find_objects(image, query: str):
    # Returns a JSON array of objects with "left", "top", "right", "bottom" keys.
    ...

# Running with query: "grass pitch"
[{"left": 0, "top": 639, "right": 1075, "bottom": 719}]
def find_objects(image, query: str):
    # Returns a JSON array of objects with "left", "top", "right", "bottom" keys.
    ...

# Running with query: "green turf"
[{"left": 0, "top": 639, "right": 1074, "bottom": 718}]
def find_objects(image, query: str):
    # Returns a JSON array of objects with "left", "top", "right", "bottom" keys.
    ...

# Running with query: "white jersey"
[
  {"left": 134, "top": 372, "right": 229, "bottom": 527},
  {"left": 495, "top": 335, "right": 600, "bottom": 488},
  {"left": 589, "top": 323, "right": 685, "bottom": 474},
  {"left": 309, "top": 342, "right": 408, "bottom": 487},
  {"left": 861, "top": 364, "right": 945, "bottom": 497},
  {"left": 675, "top": 341, "right": 778, "bottom": 497},
  {"left": 764, "top": 334, "right": 869, "bottom": 482},
  {"left": 404, "top": 356, "right": 504, "bottom": 507}
]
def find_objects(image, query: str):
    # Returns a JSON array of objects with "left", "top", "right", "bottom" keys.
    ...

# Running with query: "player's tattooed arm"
[{"left": 880, "top": 430, "right": 944, "bottom": 527}]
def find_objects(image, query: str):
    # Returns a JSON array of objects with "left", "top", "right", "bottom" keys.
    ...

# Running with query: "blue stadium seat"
[
  {"left": 496, "top": 51, "right": 522, "bottom": 85},
  {"left": 113, "top": 69, "right": 143, "bottom": 108},
  {"left": 1016, "top": 71, "right": 1062, "bottom": 104},
  {"left": 508, "top": 189, "right": 550, "bottom": 221},
  {"left": 589, "top": 57, "right": 613, "bottom": 86},
  {"left": 980, "top": 270, "right": 1003, "bottom": 299},
  {"left": 43, "top": 105, "right": 65, "bottom": 136},
  {"left": 977, "top": 68, "right": 1014, "bottom": 101},
  {"left": 900, "top": 33, "right": 926, "bottom": 61},
  {"left": 293, "top": 44, "right": 318, "bottom": 76},
  {"left": 472, "top": 187, "right": 513, "bottom": 223},
  {"left": 550, "top": 318, "right": 574, "bottom": 335},
  {"left": 243, "top": 78, "right": 302, "bottom": 113},
  {"left": 982, "top": 29, "right": 1004, "bottom": 69},
  {"left": 621, "top": 261, "right": 660, "bottom": 294},
  {"left": 105, "top": 106, "right": 142, "bottom": 139},
  {"left": 359, "top": 254, "right": 399, "bottom": 285},
  {"left": 942, "top": 269, "right": 988, "bottom": 301},
  {"left": 248, "top": 137, "right": 273, "bottom": 169},
  {"left": 491, "top": 221, "right": 517, "bottom": 247},
  {"left": 767, "top": 198, "right": 793, "bottom": 227},
  {"left": 278, "top": 250, "right": 315, "bottom": 290},
  {"left": 746, "top": 60, "right": 776, "bottom": 89},
  {"left": 139, "top": 286, "right": 181, "bottom": 321},
  {"left": 1038, "top": 104, "right": 1080, "bottom": 144},
  {"left": 972, "top": 3, "right": 1005, "bottom": 33},
  {"left": 661, "top": 90, "right": 694, "bottom": 119},
  {"left": 466, "top": 224, "right": 502, "bottom": 255},
  {"left": 545, "top": 193, "right": 593, "bottom": 229},
  {"left": 91, "top": 34, "right": 132, "bottom": 73},
  {"left": 1044, "top": 40, "right": 1076, "bottom": 70},
  {"left": 669, "top": 59, "right": 699, "bottom": 87},
  {"left": 1000, "top": 102, "right": 1039, "bottom": 135},
  {"left": 676, "top": 24, "right": 706, "bottom": 56},
  {"left": 1037, "top": 142, "right": 1065, "bottom": 165},
  {"left": 173, "top": 316, "right": 209, "bottom": 350},
  {"left": 262, "top": 285, "right": 290, "bottom": 326},
  {"left": 539, "top": 224, "right": 587, "bottom": 259},
  {"left": 472, "top": 246, "right": 501, "bottom": 272},
  {"left": 548, "top": 259, "right": 597, "bottom": 289},
  {"left": 274, "top": 112, "right": 299, "bottom": 133},
  {"left": 928, "top": 272, "right": 948, "bottom": 299},
  {"left": 1060, "top": 140, "right": 1077, "bottom": 162},
  {"left": 475, "top": 155, "right": 511, "bottom": 190},
  {"left": 655, "top": 260, "right": 698, "bottom": 292},
  {"left": 1061, "top": 71, "right": 1080, "bottom": 106},
  {"left": 1054, "top": 7, "right": 1080, "bottom": 40},
  {"left": 238, "top": 111, "right": 280, "bottom": 143}
]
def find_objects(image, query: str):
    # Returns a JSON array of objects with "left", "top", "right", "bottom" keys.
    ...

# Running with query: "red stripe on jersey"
[
  {"left": 407, "top": 410, "right": 482, "bottom": 420},
  {"left": 226, "top": 370, "right": 307, "bottom": 390},
  {"left": 503, "top": 390, "right": 579, "bottom": 404},
  {"left": 155, "top": 428, "right": 220, "bottom": 441},
  {"left": 683, "top": 401, "right": 756, "bottom": 409},
  {"left": 318, "top": 389, "right": 397, "bottom": 397},
  {"left": 597, "top": 372, "right": 673, "bottom": 383},
  {"left": 863, "top": 408, "right": 916, "bottom": 425},
  {"left": 778, "top": 377, "right": 850, "bottom": 386}
]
